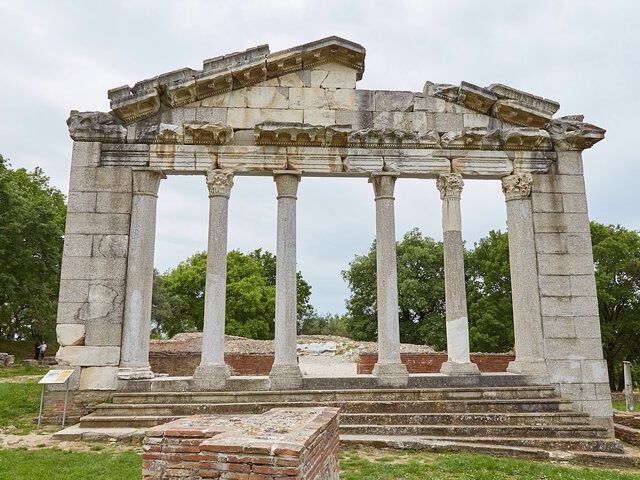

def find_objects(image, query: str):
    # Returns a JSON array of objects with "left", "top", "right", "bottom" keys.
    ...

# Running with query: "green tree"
[
  {"left": 591, "top": 222, "right": 640, "bottom": 389},
  {"left": 342, "top": 229, "right": 447, "bottom": 348},
  {"left": 156, "top": 249, "right": 312, "bottom": 339},
  {"left": 0, "top": 156, "right": 66, "bottom": 340},
  {"left": 465, "top": 230, "right": 514, "bottom": 352}
]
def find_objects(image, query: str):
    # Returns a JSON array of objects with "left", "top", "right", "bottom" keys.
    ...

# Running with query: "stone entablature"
[{"left": 56, "top": 36, "right": 613, "bottom": 432}]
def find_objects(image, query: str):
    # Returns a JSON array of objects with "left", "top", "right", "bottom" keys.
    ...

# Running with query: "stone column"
[
  {"left": 370, "top": 173, "right": 409, "bottom": 387},
  {"left": 502, "top": 173, "right": 548, "bottom": 376},
  {"left": 269, "top": 171, "right": 303, "bottom": 389},
  {"left": 437, "top": 173, "right": 480, "bottom": 375},
  {"left": 118, "top": 169, "right": 164, "bottom": 380},
  {"left": 193, "top": 170, "right": 234, "bottom": 390}
]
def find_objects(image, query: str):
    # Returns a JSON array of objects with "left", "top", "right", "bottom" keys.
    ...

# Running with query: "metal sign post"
[{"left": 36, "top": 369, "right": 76, "bottom": 430}]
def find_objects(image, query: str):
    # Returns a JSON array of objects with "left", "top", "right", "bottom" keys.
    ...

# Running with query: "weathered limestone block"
[
  {"left": 149, "top": 144, "right": 200, "bottom": 171},
  {"left": 56, "top": 324, "right": 86, "bottom": 346},
  {"left": 310, "top": 68, "right": 357, "bottom": 89},
  {"left": 79, "top": 366, "right": 118, "bottom": 390},
  {"left": 533, "top": 174, "right": 586, "bottom": 194},
  {"left": 538, "top": 275, "right": 571, "bottom": 297},
  {"left": 492, "top": 99, "right": 550, "bottom": 128},
  {"left": 343, "top": 156, "right": 383, "bottom": 173},
  {"left": 226, "top": 108, "right": 263, "bottom": 128},
  {"left": 336, "top": 111, "right": 373, "bottom": 130},
  {"left": 571, "top": 275, "right": 598, "bottom": 297},
  {"left": 62, "top": 235, "right": 93, "bottom": 258},
  {"left": 512, "top": 151, "right": 556, "bottom": 173},
  {"left": 65, "top": 212, "right": 130, "bottom": 235},
  {"left": 67, "top": 192, "right": 97, "bottom": 213},
  {"left": 488, "top": 83, "right": 560, "bottom": 117},
  {"left": 93, "top": 234, "right": 129, "bottom": 258},
  {"left": 159, "top": 107, "right": 197, "bottom": 128},
  {"left": 547, "top": 359, "right": 583, "bottom": 384},
  {"left": 184, "top": 123, "right": 233, "bottom": 145},
  {"left": 374, "top": 91, "right": 415, "bottom": 111},
  {"left": 452, "top": 152, "right": 512, "bottom": 177},
  {"left": 245, "top": 86, "right": 289, "bottom": 109},
  {"left": 218, "top": 152, "right": 286, "bottom": 172},
  {"left": 70, "top": 141, "right": 101, "bottom": 168},
  {"left": 544, "top": 338, "right": 604, "bottom": 361},
  {"left": 60, "top": 257, "right": 127, "bottom": 281},
  {"left": 277, "top": 71, "right": 311, "bottom": 87},
  {"left": 100, "top": 144, "right": 150, "bottom": 167},
  {"left": 96, "top": 192, "right": 131, "bottom": 214},
  {"left": 383, "top": 152, "right": 450, "bottom": 176},
  {"left": 423, "top": 81, "right": 459, "bottom": 103},
  {"left": 531, "top": 192, "right": 563, "bottom": 213},
  {"left": 554, "top": 150, "right": 584, "bottom": 175},
  {"left": 56, "top": 346, "right": 120, "bottom": 366},
  {"left": 85, "top": 321, "right": 122, "bottom": 346},
  {"left": 200, "top": 89, "right": 247, "bottom": 108},
  {"left": 287, "top": 153, "right": 343, "bottom": 173},
  {"left": 532, "top": 212, "right": 591, "bottom": 233},
  {"left": 537, "top": 253, "right": 595, "bottom": 275},
  {"left": 289, "top": 87, "right": 330, "bottom": 109},
  {"left": 435, "top": 113, "right": 464, "bottom": 132},
  {"left": 373, "top": 112, "right": 431, "bottom": 134},
  {"left": 414, "top": 94, "right": 449, "bottom": 113},
  {"left": 261, "top": 108, "right": 304, "bottom": 124},
  {"left": 304, "top": 109, "right": 336, "bottom": 125},
  {"left": 326, "top": 89, "right": 357, "bottom": 110},
  {"left": 58, "top": 279, "right": 90, "bottom": 304},
  {"left": 458, "top": 81, "right": 497, "bottom": 114}
]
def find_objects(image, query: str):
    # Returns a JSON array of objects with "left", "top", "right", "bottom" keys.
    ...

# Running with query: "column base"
[
  {"left": 440, "top": 361, "right": 480, "bottom": 376},
  {"left": 373, "top": 362, "right": 409, "bottom": 387},
  {"left": 117, "top": 365, "right": 154, "bottom": 380},
  {"left": 507, "top": 359, "right": 549, "bottom": 376},
  {"left": 193, "top": 363, "right": 231, "bottom": 391},
  {"left": 269, "top": 364, "right": 303, "bottom": 390}
]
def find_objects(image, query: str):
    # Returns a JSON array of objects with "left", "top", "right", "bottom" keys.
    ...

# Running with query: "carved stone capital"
[
  {"left": 273, "top": 171, "right": 301, "bottom": 199},
  {"left": 502, "top": 172, "right": 533, "bottom": 201},
  {"left": 369, "top": 173, "right": 398, "bottom": 200},
  {"left": 132, "top": 169, "right": 165, "bottom": 197},
  {"left": 206, "top": 169, "right": 234, "bottom": 198},
  {"left": 436, "top": 173, "right": 464, "bottom": 200}
]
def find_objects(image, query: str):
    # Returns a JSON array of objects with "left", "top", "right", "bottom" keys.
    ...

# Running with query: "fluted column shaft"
[
  {"left": 269, "top": 171, "right": 303, "bottom": 389},
  {"left": 193, "top": 170, "right": 234, "bottom": 389},
  {"left": 502, "top": 173, "right": 548, "bottom": 376},
  {"left": 370, "top": 173, "right": 408, "bottom": 386},
  {"left": 437, "top": 174, "right": 480, "bottom": 375},
  {"left": 118, "top": 169, "right": 164, "bottom": 380}
]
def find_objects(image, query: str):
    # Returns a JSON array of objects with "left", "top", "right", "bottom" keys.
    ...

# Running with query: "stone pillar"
[
  {"left": 269, "top": 171, "right": 303, "bottom": 389},
  {"left": 437, "top": 174, "right": 480, "bottom": 375},
  {"left": 118, "top": 169, "right": 164, "bottom": 380},
  {"left": 370, "top": 173, "right": 409, "bottom": 387},
  {"left": 193, "top": 170, "right": 234, "bottom": 390},
  {"left": 502, "top": 173, "right": 548, "bottom": 376}
]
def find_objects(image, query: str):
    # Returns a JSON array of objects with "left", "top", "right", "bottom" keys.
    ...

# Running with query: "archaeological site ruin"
[{"left": 53, "top": 37, "right": 619, "bottom": 454}]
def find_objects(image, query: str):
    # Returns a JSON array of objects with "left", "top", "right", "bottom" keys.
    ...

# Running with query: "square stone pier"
[{"left": 142, "top": 407, "right": 340, "bottom": 479}]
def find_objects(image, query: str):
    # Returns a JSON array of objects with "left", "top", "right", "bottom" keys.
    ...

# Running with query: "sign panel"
[{"left": 38, "top": 369, "right": 75, "bottom": 384}]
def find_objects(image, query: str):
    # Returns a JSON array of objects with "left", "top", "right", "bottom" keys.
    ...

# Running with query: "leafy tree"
[
  {"left": 465, "top": 230, "right": 514, "bottom": 352},
  {"left": 298, "top": 312, "right": 351, "bottom": 337},
  {"left": 342, "top": 229, "right": 447, "bottom": 348},
  {"left": 155, "top": 249, "right": 312, "bottom": 339},
  {"left": 0, "top": 156, "right": 66, "bottom": 341},
  {"left": 591, "top": 222, "right": 640, "bottom": 389}
]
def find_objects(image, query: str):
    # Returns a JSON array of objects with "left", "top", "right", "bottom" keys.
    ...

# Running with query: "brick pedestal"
[{"left": 143, "top": 407, "right": 340, "bottom": 480}]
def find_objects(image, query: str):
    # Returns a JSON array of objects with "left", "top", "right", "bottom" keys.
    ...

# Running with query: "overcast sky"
[{"left": 1, "top": 1, "right": 638, "bottom": 314}]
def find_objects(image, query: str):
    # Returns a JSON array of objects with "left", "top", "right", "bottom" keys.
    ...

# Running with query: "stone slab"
[{"left": 56, "top": 346, "right": 120, "bottom": 366}]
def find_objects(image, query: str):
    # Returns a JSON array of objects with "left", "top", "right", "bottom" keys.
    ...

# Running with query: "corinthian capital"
[
  {"left": 206, "top": 169, "right": 234, "bottom": 198},
  {"left": 436, "top": 173, "right": 464, "bottom": 200},
  {"left": 502, "top": 172, "right": 533, "bottom": 201}
]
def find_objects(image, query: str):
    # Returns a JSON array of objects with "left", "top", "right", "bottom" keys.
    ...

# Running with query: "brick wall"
[
  {"left": 41, "top": 390, "right": 111, "bottom": 425},
  {"left": 149, "top": 353, "right": 274, "bottom": 376},
  {"left": 357, "top": 353, "right": 515, "bottom": 374},
  {"left": 143, "top": 407, "right": 340, "bottom": 480}
]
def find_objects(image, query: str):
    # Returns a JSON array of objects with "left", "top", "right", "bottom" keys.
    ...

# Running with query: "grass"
[
  {"left": 339, "top": 449, "right": 640, "bottom": 480},
  {"left": 0, "top": 448, "right": 637, "bottom": 479},
  {"left": 0, "top": 382, "right": 42, "bottom": 433},
  {"left": 0, "top": 448, "right": 142, "bottom": 480},
  {"left": 613, "top": 400, "right": 640, "bottom": 412},
  {"left": 0, "top": 364, "right": 49, "bottom": 379}
]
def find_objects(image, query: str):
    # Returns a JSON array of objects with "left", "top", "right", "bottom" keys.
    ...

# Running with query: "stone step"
[
  {"left": 110, "top": 385, "right": 560, "bottom": 405},
  {"left": 92, "top": 398, "right": 574, "bottom": 417},
  {"left": 340, "top": 412, "right": 591, "bottom": 426},
  {"left": 80, "top": 415, "right": 181, "bottom": 428},
  {"left": 340, "top": 424, "right": 609, "bottom": 440},
  {"left": 340, "top": 434, "right": 626, "bottom": 455}
]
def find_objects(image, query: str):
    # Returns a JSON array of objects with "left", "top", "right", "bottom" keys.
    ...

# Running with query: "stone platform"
[{"left": 142, "top": 407, "right": 340, "bottom": 480}]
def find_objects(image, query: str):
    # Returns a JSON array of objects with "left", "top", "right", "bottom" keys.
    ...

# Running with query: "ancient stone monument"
[{"left": 55, "top": 37, "right": 611, "bottom": 429}]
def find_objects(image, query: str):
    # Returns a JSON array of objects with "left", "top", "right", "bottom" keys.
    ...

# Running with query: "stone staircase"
[{"left": 74, "top": 384, "right": 623, "bottom": 455}]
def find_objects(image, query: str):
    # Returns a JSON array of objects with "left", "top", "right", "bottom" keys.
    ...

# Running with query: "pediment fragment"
[
  {"left": 67, "top": 111, "right": 126, "bottom": 143},
  {"left": 547, "top": 115, "right": 606, "bottom": 151}
]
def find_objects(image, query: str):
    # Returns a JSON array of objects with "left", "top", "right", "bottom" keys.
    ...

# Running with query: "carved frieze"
[
  {"left": 139, "top": 123, "right": 182, "bottom": 144},
  {"left": 501, "top": 128, "right": 552, "bottom": 151},
  {"left": 255, "top": 122, "right": 350, "bottom": 147},
  {"left": 492, "top": 99, "right": 550, "bottom": 128},
  {"left": 501, "top": 172, "right": 533, "bottom": 201},
  {"left": 67, "top": 111, "right": 127, "bottom": 143},
  {"left": 348, "top": 128, "right": 440, "bottom": 148},
  {"left": 440, "top": 128, "right": 501, "bottom": 150},
  {"left": 547, "top": 115, "right": 606, "bottom": 151},
  {"left": 184, "top": 123, "right": 234, "bottom": 145},
  {"left": 458, "top": 81, "right": 497, "bottom": 114},
  {"left": 423, "top": 81, "right": 459, "bottom": 103}
]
